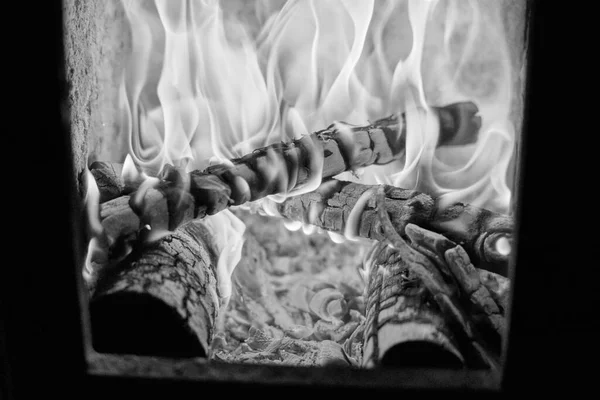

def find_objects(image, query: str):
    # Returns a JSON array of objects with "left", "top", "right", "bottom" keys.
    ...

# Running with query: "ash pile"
[{"left": 212, "top": 211, "right": 368, "bottom": 367}]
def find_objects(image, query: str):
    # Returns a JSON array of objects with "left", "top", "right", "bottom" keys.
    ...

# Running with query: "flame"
[
  {"left": 118, "top": 0, "right": 518, "bottom": 253},
  {"left": 344, "top": 188, "right": 376, "bottom": 241},
  {"left": 121, "top": 153, "right": 142, "bottom": 186},
  {"left": 119, "top": 0, "right": 516, "bottom": 214},
  {"left": 402, "top": 0, "right": 514, "bottom": 214},
  {"left": 83, "top": 169, "right": 103, "bottom": 237}
]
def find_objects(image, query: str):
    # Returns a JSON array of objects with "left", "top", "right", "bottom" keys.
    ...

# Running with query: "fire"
[
  {"left": 115, "top": 0, "right": 518, "bottom": 305},
  {"left": 200, "top": 210, "right": 246, "bottom": 301},
  {"left": 83, "top": 168, "right": 103, "bottom": 237},
  {"left": 118, "top": 0, "right": 515, "bottom": 214}
]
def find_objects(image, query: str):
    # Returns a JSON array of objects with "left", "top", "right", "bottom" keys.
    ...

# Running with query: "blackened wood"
[
  {"left": 275, "top": 180, "right": 513, "bottom": 277},
  {"left": 90, "top": 221, "right": 221, "bottom": 358}
]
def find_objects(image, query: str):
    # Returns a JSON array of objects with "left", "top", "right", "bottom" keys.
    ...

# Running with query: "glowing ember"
[
  {"left": 82, "top": 168, "right": 106, "bottom": 286},
  {"left": 495, "top": 236, "right": 511, "bottom": 256}
]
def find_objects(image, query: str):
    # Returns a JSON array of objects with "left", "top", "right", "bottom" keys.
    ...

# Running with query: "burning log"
[
  {"left": 273, "top": 180, "right": 513, "bottom": 277},
  {"left": 90, "top": 102, "right": 480, "bottom": 204},
  {"left": 360, "top": 226, "right": 508, "bottom": 369},
  {"left": 361, "top": 242, "right": 464, "bottom": 369},
  {"left": 90, "top": 102, "right": 481, "bottom": 263},
  {"left": 89, "top": 220, "right": 223, "bottom": 358}
]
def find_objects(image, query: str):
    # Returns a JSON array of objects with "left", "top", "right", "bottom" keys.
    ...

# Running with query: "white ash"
[{"left": 210, "top": 210, "right": 369, "bottom": 367}]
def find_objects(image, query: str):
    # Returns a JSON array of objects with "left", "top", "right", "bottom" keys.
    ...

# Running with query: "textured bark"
[
  {"left": 90, "top": 101, "right": 480, "bottom": 204},
  {"left": 360, "top": 239, "right": 505, "bottom": 369},
  {"left": 361, "top": 242, "right": 464, "bottom": 369},
  {"left": 275, "top": 180, "right": 513, "bottom": 277},
  {"left": 90, "top": 221, "right": 222, "bottom": 358}
]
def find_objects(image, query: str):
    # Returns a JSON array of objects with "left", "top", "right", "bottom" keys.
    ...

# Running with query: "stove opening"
[{"left": 65, "top": 0, "right": 528, "bottom": 375}]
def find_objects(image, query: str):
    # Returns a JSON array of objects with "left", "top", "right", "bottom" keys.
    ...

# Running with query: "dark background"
[{"left": 1, "top": 0, "right": 595, "bottom": 397}]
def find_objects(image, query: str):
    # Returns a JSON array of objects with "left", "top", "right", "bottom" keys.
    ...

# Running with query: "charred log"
[
  {"left": 90, "top": 221, "right": 222, "bottom": 358},
  {"left": 275, "top": 180, "right": 513, "bottom": 277},
  {"left": 92, "top": 102, "right": 483, "bottom": 262},
  {"left": 90, "top": 102, "right": 480, "bottom": 204}
]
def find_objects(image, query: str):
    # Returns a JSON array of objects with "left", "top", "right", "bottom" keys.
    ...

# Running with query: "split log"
[
  {"left": 361, "top": 242, "right": 465, "bottom": 369},
  {"left": 273, "top": 180, "right": 513, "bottom": 277},
  {"left": 91, "top": 102, "right": 482, "bottom": 263},
  {"left": 90, "top": 101, "right": 481, "bottom": 204},
  {"left": 89, "top": 220, "right": 222, "bottom": 358}
]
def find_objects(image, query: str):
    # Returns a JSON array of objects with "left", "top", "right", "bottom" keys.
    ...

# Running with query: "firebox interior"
[{"left": 65, "top": 0, "right": 528, "bottom": 378}]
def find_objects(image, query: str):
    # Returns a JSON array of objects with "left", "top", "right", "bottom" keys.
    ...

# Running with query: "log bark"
[
  {"left": 90, "top": 101, "right": 480, "bottom": 204},
  {"left": 274, "top": 180, "right": 513, "bottom": 277},
  {"left": 89, "top": 220, "right": 222, "bottom": 358},
  {"left": 361, "top": 242, "right": 465, "bottom": 369}
]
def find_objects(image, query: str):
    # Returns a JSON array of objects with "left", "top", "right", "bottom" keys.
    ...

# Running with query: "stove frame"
[{"left": 3, "top": 0, "right": 566, "bottom": 396}]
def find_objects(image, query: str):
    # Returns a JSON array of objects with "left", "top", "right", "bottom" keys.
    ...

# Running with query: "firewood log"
[
  {"left": 274, "top": 180, "right": 513, "bottom": 277},
  {"left": 90, "top": 102, "right": 480, "bottom": 204},
  {"left": 361, "top": 242, "right": 465, "bottom": 369},
  {"left": 89, "top": 220, "right": 222, "bottom": 358}
]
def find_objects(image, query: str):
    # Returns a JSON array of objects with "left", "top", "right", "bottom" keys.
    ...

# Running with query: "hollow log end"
[
  {"left": 380, "top": 341, "right": 465, "bottom": 369},
  {"left": 90, "top": 292, "right": 207, "bottom": 358}
]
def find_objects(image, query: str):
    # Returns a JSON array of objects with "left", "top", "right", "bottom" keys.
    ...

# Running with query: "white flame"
[
  {"left": 82, "top": 169, "right": 109, "bottom": 284},
  {"left": 118, "top": 0, "right": 519, "bottom": 239},
  {"left": 495, "top": 236, "right": 511, "bottom": 256},
  {"left": 200, "top": 210, "right": 246, "bottom": 300},
  {"left": 121, "top": 153, "right": 141, "bottom": 186},
  {"left": 83, "top": 169, "right": 103, "bottom": 236}
]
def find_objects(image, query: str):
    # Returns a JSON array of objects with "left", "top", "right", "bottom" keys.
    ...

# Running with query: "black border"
[{"left": 4, "top": 0, "right": 589, "bottom": 397}]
